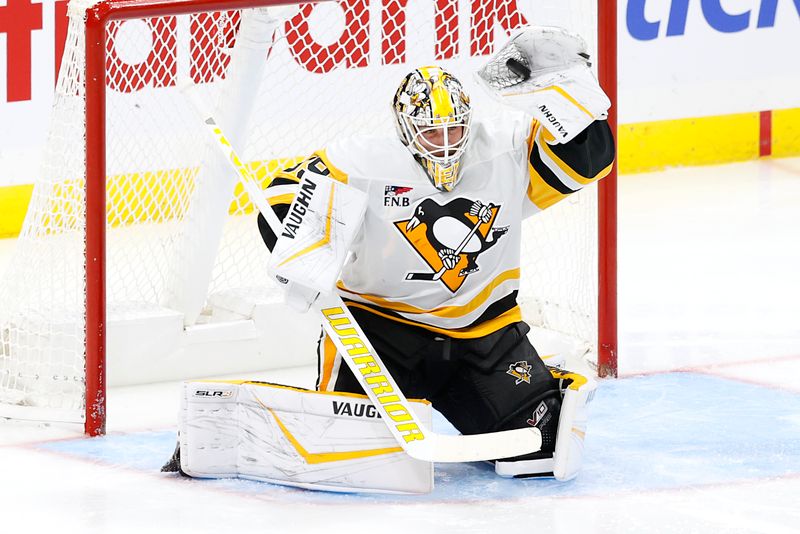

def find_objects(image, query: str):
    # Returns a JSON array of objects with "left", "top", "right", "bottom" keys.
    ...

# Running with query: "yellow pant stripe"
[
  {"left": 338, "top": 268, "right": 520, "bottom": 319},
  {"left": 345, "top": 302, "right": 522, "bottom": 339}
]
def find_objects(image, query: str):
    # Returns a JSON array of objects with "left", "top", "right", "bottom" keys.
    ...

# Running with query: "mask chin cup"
[{"left": 422, "top": 158, "right": 461, "bottom": 191}]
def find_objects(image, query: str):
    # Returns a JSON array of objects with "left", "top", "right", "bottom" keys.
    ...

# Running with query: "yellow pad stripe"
[
  {"left": 503, "top": 85, "right": 594, "bottom": 119},
  {"left": 277, "top": 182, "right": 335, "bottom": 267},
  {"left": 538, "top": 86, "right": 594, "bottom": 118},
  {"left": 268, "top": 408, "right": 403, "bottom": 464},
  {"left": 199, "top": 379, "right": 430, "bottom": 404}
]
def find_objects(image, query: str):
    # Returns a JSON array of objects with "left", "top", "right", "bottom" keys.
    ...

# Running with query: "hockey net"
[{"left": 0, "top": 0, "right": 614, "bottom": 433}]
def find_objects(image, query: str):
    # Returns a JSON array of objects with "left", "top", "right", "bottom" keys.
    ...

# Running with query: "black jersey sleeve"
[{"left": 524, "top": 119, "right": 615, "bottom": 215}]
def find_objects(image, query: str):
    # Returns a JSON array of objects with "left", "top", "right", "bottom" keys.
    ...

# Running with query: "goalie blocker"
[{"left": 267, "top": 169, "right": 367, "bottom": 312}]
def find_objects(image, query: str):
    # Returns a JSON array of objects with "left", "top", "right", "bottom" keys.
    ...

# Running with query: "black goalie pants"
[{"left": 317, "top": 305, "right": 563, "bottom": 457}]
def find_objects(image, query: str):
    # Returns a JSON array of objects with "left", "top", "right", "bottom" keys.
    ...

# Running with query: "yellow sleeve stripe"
[
  {"left": 317, "top": 334, "right": 338, "bottom": 392},
  {"left": 337, "top": 268, "right": 520, "bottom": 319},
  {"left": 538, "top": 128, "right": 613, "bottom": 185},
  {"left": 540, "top": 127, "right": 557, "bottom": 144},
  {"left": 526, "top": 122, "right": 567, "bottom": 210},
  {"left": 526, "top": 163, "right": 570, "bottom": 211},
  {"left": 526, "top": 119, "right": 540, "bottom": 160}
]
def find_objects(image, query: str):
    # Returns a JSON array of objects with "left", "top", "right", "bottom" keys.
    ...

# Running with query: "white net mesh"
[{"left": 0, "top": 0, "right": 599, "bottom": 424}]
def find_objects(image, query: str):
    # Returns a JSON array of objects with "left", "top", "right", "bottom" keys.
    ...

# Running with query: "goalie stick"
[{"left": 182, "top": 83, "right": 542, "bottom": 463}]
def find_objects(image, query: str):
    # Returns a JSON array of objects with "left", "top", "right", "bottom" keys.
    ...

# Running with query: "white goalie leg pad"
[
  {"left": 268, "top": 172, "right": 367, "bottom": 296},
  {"left": 494, "top": 369, "right": 596, "bottom": 480},
  {"left": 552, "top": 369, "right": 596, "bottom": 481},
  {"left": 178, "top": 380, "right": 434, "bottom": 494}
]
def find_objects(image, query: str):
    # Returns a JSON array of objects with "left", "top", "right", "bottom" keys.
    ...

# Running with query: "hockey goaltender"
[{"left": 163, "top": 23, "right": 615, "bottom": 495}]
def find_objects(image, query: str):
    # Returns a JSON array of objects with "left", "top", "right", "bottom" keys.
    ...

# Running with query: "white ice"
[{"left": 2, "top": 157, "right": 800, "bottom": 534}]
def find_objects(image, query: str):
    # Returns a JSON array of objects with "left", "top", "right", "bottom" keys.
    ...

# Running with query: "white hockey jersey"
[{"left": 265, "top": 115, "right": 613, "bottom": 339}]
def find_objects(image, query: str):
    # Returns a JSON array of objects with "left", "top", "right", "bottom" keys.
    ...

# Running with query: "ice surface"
[{"left": 2, "top": 157, "right": 800, "bottom": 533}]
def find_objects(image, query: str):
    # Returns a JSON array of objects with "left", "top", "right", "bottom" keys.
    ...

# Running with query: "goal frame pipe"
[
  {"left": 83, "top": 0, "right": 298, "bottom": 436},
  {"left": 82, "top": 0, "right": 619, "bottom": 435},
  {"left": 597, "top": 0, "right": 618, "bottom": 378}
]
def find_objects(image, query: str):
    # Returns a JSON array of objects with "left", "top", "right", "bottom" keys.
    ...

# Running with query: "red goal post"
[
  {"left": 597, "top": 0, "right": 618, "bottom": 381},
  {"left": 2, "top": 0, "right": 617, "bottom": 436}
]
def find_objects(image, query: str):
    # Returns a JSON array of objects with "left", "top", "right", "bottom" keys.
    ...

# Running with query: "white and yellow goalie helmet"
[{"left": 392, "top": 66, "right": 472, "bottom": 192}]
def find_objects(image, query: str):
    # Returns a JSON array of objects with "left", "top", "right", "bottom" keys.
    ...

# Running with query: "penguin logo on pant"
[{"left": 394, "top": 197, "right": 508, "bottom": 293}]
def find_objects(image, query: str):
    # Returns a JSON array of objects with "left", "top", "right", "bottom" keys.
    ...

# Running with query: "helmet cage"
[
  {"left": 398, "top": 110, "right": 471, "bottom": 164},
  {"left": 393, "top": 67, "right": 472, "bottom": 191}
]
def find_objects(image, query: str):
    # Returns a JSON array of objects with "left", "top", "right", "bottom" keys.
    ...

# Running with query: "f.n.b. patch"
[{"left": 384, "top": 185, "right": 413, "bottom": 207}]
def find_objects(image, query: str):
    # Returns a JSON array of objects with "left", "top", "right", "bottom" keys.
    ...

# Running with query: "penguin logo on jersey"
[
  {"left": 394, "top": 197, "right": 508, "bottom": 293},
  {"left": 507, "top": 361, "right": 532, "bottom": 385}
]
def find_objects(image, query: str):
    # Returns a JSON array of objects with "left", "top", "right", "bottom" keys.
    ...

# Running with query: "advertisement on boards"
[{"left": 0, "top": 0, "right": 799, "bottom": 186}]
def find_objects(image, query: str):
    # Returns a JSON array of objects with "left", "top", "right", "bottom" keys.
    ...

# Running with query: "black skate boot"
[{"left": 160, "top": 440, "right": 188, "bottom": 476}]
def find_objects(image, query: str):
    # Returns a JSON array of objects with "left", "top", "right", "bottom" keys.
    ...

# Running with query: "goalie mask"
[{"left": 393, "top": 66, "right": 472, "bottom": 192}]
